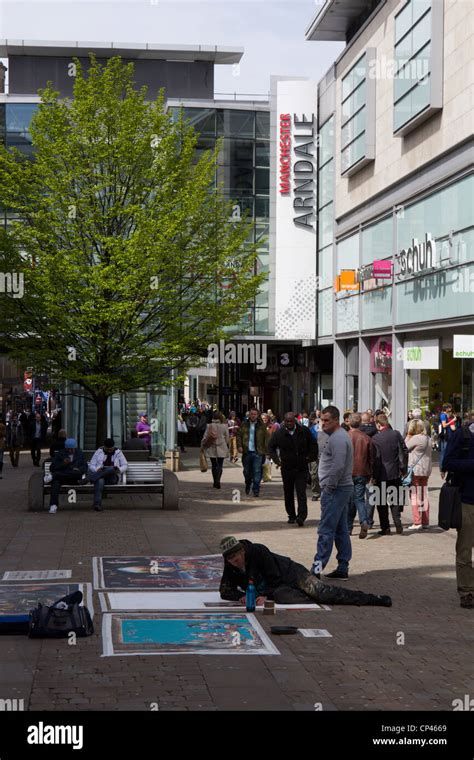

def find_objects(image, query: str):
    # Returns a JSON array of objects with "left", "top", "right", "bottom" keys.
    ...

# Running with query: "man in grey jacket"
[{"left": 311, "top": 406, "right": 354, "bottom": 581}]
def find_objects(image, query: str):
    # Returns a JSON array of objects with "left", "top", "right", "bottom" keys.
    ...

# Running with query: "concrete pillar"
[
  {"left": 393, "top": 333, "right": 405, "bottom": 433},
  {"left": 359, "top": 337, "right": 371, "bottom": 412},
  {"left": 333, "top": 340, "right": 345, "bottom": 413}
]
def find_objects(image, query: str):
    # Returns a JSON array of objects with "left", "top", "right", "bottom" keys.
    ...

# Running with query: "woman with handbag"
[
  {"left": 201, "top": 411, "right": 229, "bottom": 489},
  {"left": 405, "top": 420, "right": 432, "bottom": 530}
]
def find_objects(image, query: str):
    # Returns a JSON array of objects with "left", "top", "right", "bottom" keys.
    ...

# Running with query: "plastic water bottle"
[{"left": 246, "top": 579, "right": 256, "bottom": 612}]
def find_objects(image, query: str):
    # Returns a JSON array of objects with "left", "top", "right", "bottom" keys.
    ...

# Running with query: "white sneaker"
[
  {"left": 407, "top": 523, "right": 422, "bottom": 530},
  {"left": 49, "top": 504, "right": 58, "bottom": 514}
]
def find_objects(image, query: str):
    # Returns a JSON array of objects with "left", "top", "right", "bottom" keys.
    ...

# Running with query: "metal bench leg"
[{"left": 162, "top": 469, "right": 179, "bottom": 510}]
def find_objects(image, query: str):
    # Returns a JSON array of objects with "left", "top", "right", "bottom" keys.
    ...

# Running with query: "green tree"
[{"left": 0, "top": 56, "right": 264, "bottom": 446}]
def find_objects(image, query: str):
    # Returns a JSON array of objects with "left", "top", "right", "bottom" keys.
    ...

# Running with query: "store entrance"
[{"left": 407, "top": 350, "right": 474, "bottom": 416}]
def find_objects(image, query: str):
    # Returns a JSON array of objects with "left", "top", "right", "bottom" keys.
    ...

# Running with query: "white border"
[
  {"left": 98, "top": 591, "right": 328, "bottom": 612},
  {"left": 101, "top": 612, "right": 280, "bottom": 657},
  {"left": 2, "top": 570, "right": 72, "bottom": 581}
]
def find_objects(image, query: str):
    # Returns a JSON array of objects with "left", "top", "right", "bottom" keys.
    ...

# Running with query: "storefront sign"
[
  {"left": 370, "top": 337, "right": 392, "bottom": 374},
  {"left": 396, "top": 234, "right": 437, "bottom": 279},
  {"left": 453, "top": 335, "right": 474, "bottom": 359},
  {"left": 403, "top": 339, "right": 439, "bottom": 369},
  {"left": 334, "top": 270, "right": 359, "bottom": 293},
  {"left": 278, "top": 112, "right": 316, "bottom": 229},
  {"left": 23, "top": 371, "right": 33, "bottom": 393}
]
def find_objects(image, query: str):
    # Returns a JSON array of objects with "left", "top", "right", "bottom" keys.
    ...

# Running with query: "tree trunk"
[{"left": 95, "top": 394, "right": 108, "bottom": 449}]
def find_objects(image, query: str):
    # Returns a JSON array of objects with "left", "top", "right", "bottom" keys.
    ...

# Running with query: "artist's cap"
[{"left": 220, "top": 536, "right": 243, "bottom": 558}]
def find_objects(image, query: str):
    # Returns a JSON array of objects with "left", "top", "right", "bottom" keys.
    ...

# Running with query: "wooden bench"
[{"left": 28, "top": 460, "right": 179, "bottom": 511}]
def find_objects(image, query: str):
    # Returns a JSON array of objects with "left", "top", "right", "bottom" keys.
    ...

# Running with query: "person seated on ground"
[
  {"left": 123, "top": 429, "right": 148, "bottom": 451},
  {"left": 219, "top": 536, "right": 392, "bottom": 607},
  {"left": 49, "top": 428, "right": 68, "bottom": 458},
  {"left": 88, "top": 438, "right": 128, "bottom": 512},
  {"left": 48, "top": 438, "right": 87, "bottom": 514}
]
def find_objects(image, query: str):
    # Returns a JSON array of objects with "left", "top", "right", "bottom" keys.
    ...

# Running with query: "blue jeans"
[
  {"left": 348, "top": 475, "right": 371, "bottom": 530},
  {"left": 439, "top": 438, "right": 448, "bottom": 470},
  {"left": 87, "top": 467, "right": 118, "bottom": 506},
  {"left": 242, "top": 451, "right": 264, "bottom": 495},
  {"left": 313, "top": 485, "right": 353, "bottom": 573}
]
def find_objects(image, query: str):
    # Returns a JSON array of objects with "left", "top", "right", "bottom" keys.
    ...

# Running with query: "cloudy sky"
[{"left": 0, "top": 0, "right": 343, "bottom": 94}]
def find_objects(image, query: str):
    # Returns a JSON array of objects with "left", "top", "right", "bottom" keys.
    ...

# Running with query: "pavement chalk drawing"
[
  {"left": 0, "top": 583, "right": 93, "bottom": 618},
  {"left": 102, "top": 612, "right": 280, "bottom": 656},
  {"left": 93, "top": 555, "right": 224, "bottom": 591}
]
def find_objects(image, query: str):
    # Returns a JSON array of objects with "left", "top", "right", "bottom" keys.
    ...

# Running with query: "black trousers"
[
  {"left": 281, "top": 468, "right": 308, "bottom": 520},
  {"left": 375, "top": 479, "right": 402, "bottom": 531},
  {"left": 271, "top": 565, "right": 388, "bottom": 606},
  {"left": 31, "top": 439, "right": 42, "bottom": 465},
  {"left": 210, "top": 457, "right": 224, "bottom": 485},
  {"left": 50, "top": 474, "right": 83, "bottom": 507}
]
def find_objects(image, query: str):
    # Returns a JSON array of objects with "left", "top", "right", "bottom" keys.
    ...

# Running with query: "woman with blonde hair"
[
  {"left": 405, "top": 419, "right": 432, "bottom": 530},
  {"left": 201, "top": 411, "right": 229, "bottom": 489}
]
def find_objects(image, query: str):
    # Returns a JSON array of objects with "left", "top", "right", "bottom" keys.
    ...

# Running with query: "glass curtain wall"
[{"left": 173, "top": 106, "right": 271, "bottom": 334}]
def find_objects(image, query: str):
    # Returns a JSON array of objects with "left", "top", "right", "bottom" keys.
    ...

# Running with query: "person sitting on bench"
[
  {"left": 48, "top": 438, "right": 87, "bottom": 514},
  {"left": 219, "top": 536, "right": 392, "bottom": 607},
  {"left": 88, "top": 438, "right": 128, "bottom": 512}
]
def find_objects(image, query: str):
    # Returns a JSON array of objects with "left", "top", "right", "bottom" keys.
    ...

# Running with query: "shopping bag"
[{"left": 199, "top": 449, "right": 208, "bottom": 473}]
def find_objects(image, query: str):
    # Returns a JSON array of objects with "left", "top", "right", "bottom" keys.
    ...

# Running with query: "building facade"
[{"left": 307, "top": 0, "right": 473, "bottom": 431}]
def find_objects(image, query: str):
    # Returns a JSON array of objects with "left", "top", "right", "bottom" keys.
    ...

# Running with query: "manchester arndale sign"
[
  {"left": 273, "top": 78, "right": 317, "bottom": 340},
  {"left": 279, "top": 112, "right": 316, "bottom": 229}
]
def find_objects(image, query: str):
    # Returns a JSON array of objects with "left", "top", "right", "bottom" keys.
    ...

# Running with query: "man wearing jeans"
[
  {"left": 236, "top": 409, "right": 268, "bottom": 497},
  {"left": 87, "top": 438, "right": 128, "bottom": 511},
  {"left": 347, "top": 413, "right": 375, "bottom": 538},
  {"left": 311, "top": 406, "right": 353, "bottom": 581}
]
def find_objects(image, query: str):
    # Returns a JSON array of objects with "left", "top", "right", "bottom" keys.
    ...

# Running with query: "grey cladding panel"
[{"left": 9, "top": 56, "right": 214, "bottom": 99}]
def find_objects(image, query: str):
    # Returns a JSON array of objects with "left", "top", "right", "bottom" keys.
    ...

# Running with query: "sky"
[{"left": 0, "top": 0, "right": 344, "bottom": 95}]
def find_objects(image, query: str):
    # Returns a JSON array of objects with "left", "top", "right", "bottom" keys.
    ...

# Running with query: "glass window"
[
  {"left": 395, "top": 43, "right": 430, "bottom": 100},
  {"left": 341, "top": 133, "right": 366, "bottom": 174},
  {"left": 217, "top": 109, "right": 255, "bottom": 138},
  {"left": 395, "top": 2, "right": 413, "bottom": 44},
  {"left": 361, "top": 288, "right": 392, "bottom": 329},
  {"left": 255, "top": 168, "right": 269, "bottom": 195},
  {"left": 394, "top": 76, "right": 431, "bottom": 131},
  {"left": 397, "top": 176, "right": 474, "bottom": 252},
  {"left": 395, "top": 263, "right": 474, "bottom": 324},
  {"left": 255, "top": 197, "right": 269, "bottom": 221},
  {"left": 255, "top": 141, "right": 270, "bottom": 167},
  {"left": 361, "top": 217, "right": 393, "bottom": 265},
  {"left": 182, "top": 108, "right": 216, "bottom": 137},
  {"left": 319, "top": 204, "right": 334, "bottom": 249},
  {"left": 336, "top": 295, "right": 359, "bottom": 333},
  {"left": 219, "top": 138, "right": 254, "bottom": 167},
  {"left": 254, "top": 307, "right": 269, "bottom": 333},
  {"left": 318, "top": 288, "right": 333, "bottom": 337},
  {"left": 337, "top": 232, "right": 359, "bottom": 271},
  {"left": 256, "top": 111, "right": 270, "bottom": 139},
  {"left": 341, "top": 107, "right": 366, "bottom": 150},
  {"left": 342, "top": 81, "right": 366, "bottom": 123},
  {"left": 5, "top": 104, "right": 38, "bottom": 156},
  {"left": 319, "top": 116, "right": 334, "bottom": 166},
  {"left": 412, "top": 9, "right": 431, "bottom": 54},
  {"left": 318, "top": 161, "right": 334, "bottom": 209},
  {"left": 318, "top": 245, "right": 333, "bottom": 289},
  {"left": 342, "top": 53, "right": 366, "bottom": 101},
  {"left": 218, "top": 164, "right": 253, "bottom": 195}
]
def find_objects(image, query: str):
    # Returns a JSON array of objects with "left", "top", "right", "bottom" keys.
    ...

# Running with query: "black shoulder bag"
[
  {"left": 28, "top": 590, "right": 94, "bottom": 638},
  {"left": 438, "top": 427, "right": 472, "bottom": 531}
]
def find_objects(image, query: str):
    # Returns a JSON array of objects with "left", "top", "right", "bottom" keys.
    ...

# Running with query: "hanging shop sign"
[
  {"left": 334, "top": 270, "right": 359, "bottom": 293},
  {"left": 403, "top": 339, "right": 439, "bottom": 369},
  {"left": 453, "top": 335, "right": 474, "bottom": 359},
  {"left": 370, "top": 337, "right": 392, "bottom": 374}
]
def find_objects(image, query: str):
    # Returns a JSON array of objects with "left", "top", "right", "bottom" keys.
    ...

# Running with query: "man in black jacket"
[
  {"left": 48, "top": 438, "right": 87, "bottom": 514},
  {"left": 443, "top": 419, "right": 474, "bottom": 608},
  {"left": 218, "top": 536, "right": 392, "bottom": 607},
  {"left": 372, "top": 414, "right": 408, "bottom": 535},
  {"left": 28, "top": 411, "right": 48, "bottom": 466},
  {"left": 268, "top": 412, "right": 318, "bottom": 526}
]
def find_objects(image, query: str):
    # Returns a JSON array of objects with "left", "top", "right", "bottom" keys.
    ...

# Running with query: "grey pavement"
[{"left": 0, "top": 448, "right": 472, "bottom": 712}]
